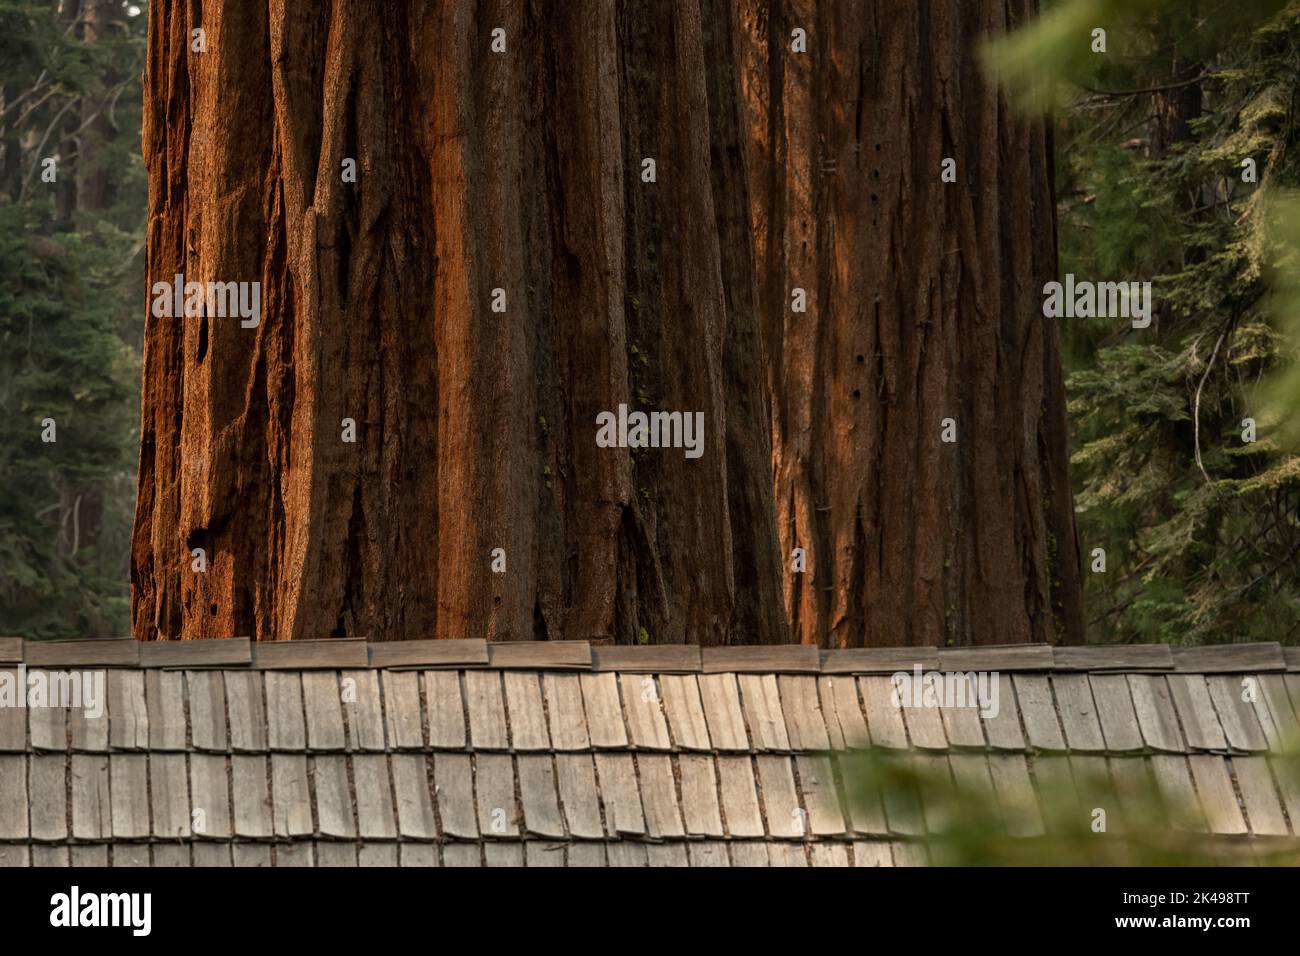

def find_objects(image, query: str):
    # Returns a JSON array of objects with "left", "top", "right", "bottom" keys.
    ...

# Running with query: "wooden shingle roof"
[{"left": 0, "top": 639, "right": 1298, "bottom": 866}]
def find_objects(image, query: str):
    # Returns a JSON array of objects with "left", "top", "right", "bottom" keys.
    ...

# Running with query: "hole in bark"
[
  {"left": 209, "top": 603, "right": 218, "bottom": 616},
  {"left": 856, "top": 354, "right": 865, "bottom": 364},
  {"left": 870, "top": 193, "right": 878, "bottom": 202},
  {"left": 196, "top": 314, "right": 208, "bottom": 363},
  {"left": 852, "top": 389, "right": 861, "bottom": 400}
]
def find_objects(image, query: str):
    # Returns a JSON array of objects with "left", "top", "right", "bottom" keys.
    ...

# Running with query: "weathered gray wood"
[
  {"left": 1174, "top": 642, "right": 1286, "bottom": 673},
  {"left": 69, "top": 754, "right": 110, "bottom": 839},
  {"left": 949, "top": 754, "right": 999, "bottom": 825},
  {"left": 434, "top": 752, "right": 479, "bottom": 838},
  {"left": 69, "top": 845, "right": 109, "bottom": 866},
  {"left": 890, "top": 842, "right": 930, "bottom": 866},
  {"left": 852, "top": 841, "right": 892, "bottom": 866},
  {"left": 486, "top": 641, "right": 592, "bottom": 670},
  {"left": 1233, "top": 756, "right": 1287, "bottom": 835},
  {"left": 145, "top": 670, "right": 187, "bottom": 751},
  {"left": 251, "top": 639, "right": 368, "bottom": 670},
  {"left": 1205, "top": 675, "right": 1268, "bottom": 751},
  {"left": 1270, "top": 755, "right": 1300, "bottom": 829},
  {"left": 108, "top": 670, "right": 148, "bottom": 749},
  {"left": 605, "top": 842, "right": 649, "bottom": 866},
  {"left": 659, "top": 675, "right": 712, "bottom": 750},
  {"left": 857, "top": 676, "right": 908, "bottom": 749},
  {"left": 368, "top": 638, "right": 487, "bottom": 669},
  {"left": 910, "top": 753, "right": 957, "bottom": 834},
  {"left": 820, "top": 647, "right": 939, "bottom": 674},
  {"left": 1188, "top": 755, "right": 1247, "bottom": 834},
  {"left": 149, "top": 752, "right": 191, "bottom": 839},
  {"left": 231, "top": 754, "right": 272, "bottom": 838},
  {"left": 29, "top": 755, "right": 66, "bottom": 840},
  {"left": 697, "top": 673, "right": 750, "bottom": 751},
  {"left": 1089, "top": 675, "right": 1144, "bottom": 752},
  {"left": 264, "top": 671, "right": 306, "bottom": 751},
  {"left": 312, "top": 755, "right": 355, "bottom": 838},
  {"left": 0, "top": 669, "right": 26, "bottom": 751},
  {"left": 391, "top": 753, "right": 437, "bottom": 839},
  {"left": 1128, "top": 675, "right": 1185, "bottom": 752},
  {"left": 188, "top": 753, "right": 232, "bottom": 838},
  {"left": 738, "top": 674, "right": 790, "bottom": 750},
  {"left": 580, "top": 673, "right": 628, "bottom": 748},
  {"left": 398, "top": 844, "right": 438, "bottom": 867},
  {"left": 987, "top": 754, "right": 1044, "bottom": 836},
  {"left": 688, "top": 842, "right": 730, "bottom": 867},
  {"left": 756, "top": 755, "right": 803, "bottom": 838},
  {"left": 809, "top": 843, "right": 850, "bottom": 867},
  {"left": 382, "top": 671, "right": 424, "bottom": 749},
  {"left": 313, "top": 842, "right": 357, "bottom": 866},
  {"left": 593, "top": 753, "right": 645, "bottom": 835},
  {"left": 1149, "top": 755, "right": 1207, "bottom": 832},
  {"left": 517, "top": 755, "right": 565, "bottom": 838},
  {"left": 1052, "top": 645, "right": 1174, "bottom": 671},
  {"left": 0, "top": 638, "right": 22, "bottom": 662},
  {"left": 981, "top": 674, "right": 1026, "bottom": 750},
  {"left": 301, "top": 671, "right": 346, "bottom": 751},
  {"left": 1012, "top": 675, "right": 1066, "bottom": 751},
  {"left": 503, "top": 672, "right": 550, "bottom": 751},
  {"left": 234, "top": 844, "right": 274, "bottom": 867},
  {"left": 795, "top": 754, "right": 846, "bottom": 835},
  {"left": 622, "top": 675, "right": 672, "bottom": 749},
  {"left": 441, "top": 844, "right": 482, "bottom": 867},
  {"left": 187, "top": 671, "right": 229, "bottom": 751},
  {"left": 554, "top": 754, "right": 604, "bottom": 839},
  {"left": 28, "top": 688, "right": 66, "bottom": 751},
  {"left": 1032, "top": 754, "right": 1080, "bottom": 832},
  {"left": 543, "top": 673, "right": 590, "bottom": 751},
  {"left": 68, "top": 693, "right": 108, "bottom": 751},
  {"left": 342, "top": 669, "right": 386, "bottom": 751},
  {"left": 778, "top": 676, "right": 831, "bottom": 751},
  {"left": 25, "top": 639, "right": 138, "bottom": 668},
  {"left": 591, "top": 645, "right": 701, "bottom": 673},
  {"left": 484, "top": 843, "right": 526, "bottom": 867},
  {"left": 0, "top": 756, "right": 27, "bottom": 839},
  {"left": 1258, "top": 674, "right": 1298, "bottom": 750},
  {"left": 464, "top": 671, "right": 509, "bottom": 750},
  {"left": 1053, "top": 675, "right": 1109, "bottom": 751},
  {"left": 32, "top": 846, "right": 71, "bottom": 867},
  {"left": 638, "top": 754, "right": 685, "bottom": 838},
  {"left": 678, "top": 754, "right": 724, "bottom": 837},
  {"left": 765, "top": 842, "right": 808, "bottom": 867},
  {"left": 424, "top": 670, "right": 467, "bottom": 748},
  {"left": 109, "top": 753, "right": 149, "bottom": 838},
  {"left": 939, "top": 643, "right": 1053, "bottom": 672},
  {"left": 140, "top": 637, "right": 250, "bottom": 668},
  {"left": 113, "top": 845, "right": 150, "bottom": 867},
  {"left": 0, "top": 845, "right": 28, "bottom": 867},
  {"left": 1168, "top": 674, "right": 1228, "bottom": 750},
  {"left": 938, "top": 692, "right": 986, "bottom": 750},
  {"left": 717, "top": 755, "right": 764, "bottom": 837},
  {"left": 353, "top": 753, "right": 396, "bottom": 839},
  {"left": 474, "top": 753, "right": 519, "bottom": 837},
  {"left": 838, "top": 753, "right": 889, "bottom": 835},
  {"left": 524, "top": 843, "right": 565, "bottom": 867},
  {"left": 702, "top": 645, "right": 819, "bottom": 674},
  {"left": 898, "top": 684, "right": 948, "bottom": 751},
  {"left": 646, "top": 843, "right": 690, "bottom": 866},
  {"left": 270, "top": 753, "right": 313, "bottom": 837},
  {"left": 819, "top": 675, "right": 870, "bottom": 750}
]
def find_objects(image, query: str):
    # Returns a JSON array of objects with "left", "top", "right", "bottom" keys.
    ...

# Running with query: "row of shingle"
[
  {"left": 0, "top": 839, "right": 918, "bottom": 867},
  {"left": 6, "top": 638, "right": 1300, "bottom": 674},
  {"left": 1, "top": 750, "right": 1296, "bottom": 844},
  {"left": 3, "top": 667, "right": 1298, "bottom": 756}
]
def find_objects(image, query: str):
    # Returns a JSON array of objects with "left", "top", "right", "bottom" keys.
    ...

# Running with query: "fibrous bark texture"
[{"left": 134, "top": 0, "right": 1082, "bottom": 646}]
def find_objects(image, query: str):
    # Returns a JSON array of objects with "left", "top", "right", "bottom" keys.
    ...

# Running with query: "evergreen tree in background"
[
  {"left": 993, "top": 0, "right": 1300, "bottom": 642},
  {"left": 0, "top": 0, "right": 145, "bottom": 638}
]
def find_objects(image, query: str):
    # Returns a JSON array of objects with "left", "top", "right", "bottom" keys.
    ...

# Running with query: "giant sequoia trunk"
[
  {"left": 738, "top": 0, "right": 1083, "bottom": 645},
  {"left": 133, "top": 0, "right": 1082, "bottom": 645}
]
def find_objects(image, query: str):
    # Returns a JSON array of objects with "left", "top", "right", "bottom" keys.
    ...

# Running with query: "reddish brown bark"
[
  {"left": 737, "top": 0, "right": 1083, "bottom": 645},
  {"left": 133, "top": 0, "right": 787, "bottom": 644},
  {"left": 134, "top": 0, "right": 1082, "bottom": 646}
]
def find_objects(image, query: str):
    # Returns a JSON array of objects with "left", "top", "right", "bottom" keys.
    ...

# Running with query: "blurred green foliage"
[
  {"left": 842, "top": 743, "right": 1300, "bottom": 865},
  {"left": 990, "top": 0, "right": 1300, "bottom": 643}
]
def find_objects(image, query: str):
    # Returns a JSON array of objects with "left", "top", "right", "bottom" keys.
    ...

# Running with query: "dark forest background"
[{"left": 1, "top": 0, "right": 1297, "bottom": 643}]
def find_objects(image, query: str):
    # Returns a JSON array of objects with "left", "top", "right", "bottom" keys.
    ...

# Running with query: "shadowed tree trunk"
[
  {"left": 736, "top": 0, "right": 1083, "bottom": 645},
  {"left": 133, "top": 0, "right": 787, "bottom": 644},
  {"left": 134, "top": 0, "right": 1083, "bottom": 646}
]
